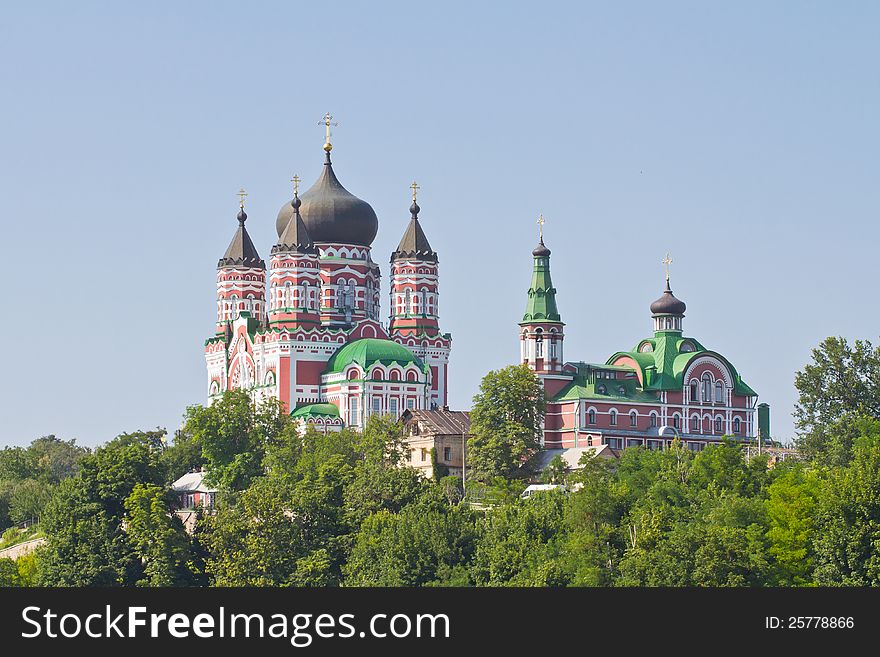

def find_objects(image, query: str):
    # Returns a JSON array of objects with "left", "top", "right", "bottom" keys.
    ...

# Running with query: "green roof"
[
  {"left": 552, "top": 362, "right": 659, "bottom": 403},
  {"left": 522, "top": 252, "right": 562, "bottom": 324},
  {"left": 291, "top": 403, "right": 340, "bottom": 419},
  {"left": 324, "top": 338, "right": 425, "bottom": 375},
  {"left": 607, "top": 332, "right": 757, "bottom": 396}
]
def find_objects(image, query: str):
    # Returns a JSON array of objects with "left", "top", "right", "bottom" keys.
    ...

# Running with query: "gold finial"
[
  {"left": 537, "top": 213, "right": 545, "bottom": 240},
  {"left": 662, "top": 252, "right": 673, "bottom": 281},
  {"left": 237, "top": 187, "right": 248, "bottom": 210},
  {"left": 319, "top": 112, "right": 338, "bottom": 152},
  {"left": 291, "top": 174, "right": 301, "bottom": 196},
  {"left": 410, "top": 181, "right": 420, "bottom": 202}
]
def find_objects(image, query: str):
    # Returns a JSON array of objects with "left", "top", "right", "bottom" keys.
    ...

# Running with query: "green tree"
[
  {"left": 39, "top": 478, "right": 141, "bottom": 586},
  {"left": 124, "top": 483, "right": 196, "bottom": 586},
  {"left": 200, "top": 476, "right": 338, "bottom": 586},
  {"left": 471, "top": 492, "right": 568, "bottom": 586},
  {"left": 27, "top": 436, "right": 89, "bottom": 484},
  {"left": 812, "top": 420, "right": 880, "bottom": 585},
  {"left": 765, "top": 464, "right": 820, "bottom": 585},
  {"left": 344, "top": 505, "right": 478, "bottom": 586},
  {"left": 8, "top": 479, "right": 53, "bottom": 524},
  {"left": 181, "top": 390, "right": 289, "bottom": 491},
  {"left": 468, "top": 364, "right": 545, "bottom": 481},
  {"left": 794, "top": 336, "right": 880, "bottom": 463},
  {"left": 0, "top": 558, "right": 20, "bottom": 586}
]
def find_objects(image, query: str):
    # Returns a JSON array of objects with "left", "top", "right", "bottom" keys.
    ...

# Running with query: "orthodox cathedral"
[
  {"left": 205, "top": 116, "right": 769, "bottom": 452},
  {"left": 205, "top": 115, "right": 450, "bottom": 430},
  {"left": 520, "top": 226, "right": 770, "bottom": 451}
]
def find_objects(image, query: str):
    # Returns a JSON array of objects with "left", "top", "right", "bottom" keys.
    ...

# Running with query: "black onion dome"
[
  {"left": 218, "top": 209, "right": 265, "bottom": 269},
  {"left": 650, "top": 280, "right": 687, "bottom": 315},
  {"left": 276, "top": 153, "right": 378, "bottom": 246},
  {"left": 532, "top": 238, "right": 551, "bottom": 257}
]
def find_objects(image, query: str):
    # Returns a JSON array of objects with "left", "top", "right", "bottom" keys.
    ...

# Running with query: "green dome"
[
  {"left": 291, "top": 403, "right": 340, "bottom": 419},
  {"left": 324, "top": 338, "right": 425, "bottom": 376}
]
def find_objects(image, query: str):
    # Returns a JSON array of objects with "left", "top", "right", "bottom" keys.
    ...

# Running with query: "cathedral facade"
[
  {"left": 205, "top": 119, "right": 450, "bottom": 430},
  {"left": 520, "top": 230, "right": 771, "bottom": 451}
]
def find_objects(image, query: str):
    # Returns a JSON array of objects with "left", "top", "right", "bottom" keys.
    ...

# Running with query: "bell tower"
[
  {"left": 215, "top": 189, "right": 266, "bottom": 333},
  {"left": 519, "top": 215, "right": 564, "bottom": 374}
]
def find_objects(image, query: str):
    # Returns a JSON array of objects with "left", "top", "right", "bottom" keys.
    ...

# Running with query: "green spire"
[{"left": 522, "top": 236, "right": 561, "bottom": 323}]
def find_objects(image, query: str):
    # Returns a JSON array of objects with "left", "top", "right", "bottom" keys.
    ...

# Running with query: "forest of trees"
[{"left": 2, "top": 335, "right": 880, "bottom": 587}]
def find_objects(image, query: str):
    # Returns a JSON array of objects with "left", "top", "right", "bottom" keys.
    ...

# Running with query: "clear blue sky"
[{"left": 2, "top": 2, "right": 878, "bottom": 447}]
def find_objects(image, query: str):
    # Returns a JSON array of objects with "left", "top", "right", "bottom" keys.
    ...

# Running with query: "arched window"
[
  {"left": 389, "top": 369, "right": 401, "bottom": 381},
  {"left": 629, "top": 411, "right": 638, "bottom": 427},
  {"left": 597, "top": 384, "right": 607, "bottom": 395},
  {"left": 691, "top": 415, "right": 701, "bottom": 433},
  {"left": 588, "top": 409, "right": 596, "bottom": 424},
  {"left": 702, "top": 373, "right": 712, "bottom": 402},
  {"left": 610, "top": 410, "right": 618, "bottom": 426},
  {"left": 650, "top": 412, "right": 658, "bottom": 428},
  {"left": 618, "top": 385, "right": 626, "bottom": 396},
  {"left": 733, "top": 417, "right": 741, "bottom": 433},
  {"left": 689, "top": 381, "right": 698, "bottom": 403},
  {"left": 535, "top": 328, "right": 544, "bottom": 358},
  {"left": 715, "top": 381, "right": 724, "bottom": 405},
  {"left": 714, "top": 417, "right": 723, "bottom": 433},
  {"left": 672, "top": 413, "right": 681, "bottom": 430}
]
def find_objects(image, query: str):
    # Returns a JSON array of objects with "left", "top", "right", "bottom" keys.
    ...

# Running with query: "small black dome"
[
  {"left": 532, "top": 239, "right": 551, "bottom": 257},
  {"left": 276, "top": 155, "right": 378, "bottom": 246},
  {"left": 650, "top": 280, "right": 686, "bottom": 315}
]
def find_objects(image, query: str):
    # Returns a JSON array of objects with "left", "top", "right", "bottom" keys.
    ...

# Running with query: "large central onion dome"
[{"left": 276, "top": 153, "right": 379, "bottom": 246}]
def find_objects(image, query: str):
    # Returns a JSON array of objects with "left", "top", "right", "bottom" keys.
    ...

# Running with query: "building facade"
[
  {"left": 205, "top": 121, "right": 451, "bottom": 430},
  {"left": 520, "top": 231, "right": 770, "bottom": 451},
  {"left": 400, "top": 408, "right": 470, "bottom": 479}
]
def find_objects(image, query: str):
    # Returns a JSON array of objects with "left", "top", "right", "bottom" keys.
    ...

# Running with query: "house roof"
[
  {"left": 171, "top": 471, "right": 219, "bottom": 494},
  {"left": 401, "top": 408, "right": 471, "bottom": 435},
  {"left": 533, "top": 445, "right": 618, "bottom": 470}
]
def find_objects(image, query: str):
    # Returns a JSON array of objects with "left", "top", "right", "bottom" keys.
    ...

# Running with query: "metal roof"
[
  {"left": 171, "top": 471, "right": 219, "bottom": 494},
  {"left": 401, "top": 408, "right": 471, "bottom": 435}
]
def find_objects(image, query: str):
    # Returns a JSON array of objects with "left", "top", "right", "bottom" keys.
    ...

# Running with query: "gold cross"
[
  {"left": 237, "top": 187, "right": 247, "bottom": 210},
  {"left": 537, "top": 213, "right": 545, "bottom": 240},
  {"left": 319, "top": 112, "right": 338, "bottom": 148},
  {"left": 291, "top": 174, "right": 300, "bottom": 196},
  {"left": 662, "top": 252, "right": 673, "bottom": 280},
  {"left": 410, "top": 181, "right": 420, "bottom": 202}
]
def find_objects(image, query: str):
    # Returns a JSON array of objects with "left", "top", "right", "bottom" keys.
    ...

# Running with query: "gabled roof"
[
  {"left": 533, "top": 445, "right": 618, "bottom": 469},
  {"left": 171, "top": 471, "right": 219, "bottom": 494},
  {"left": 401, "top": 408, "right": 471, "bottom": 435}
]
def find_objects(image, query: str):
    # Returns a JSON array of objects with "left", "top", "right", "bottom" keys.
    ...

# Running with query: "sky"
[{"left": 1, "top": 2, "right": 878, "bottom": 447}]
